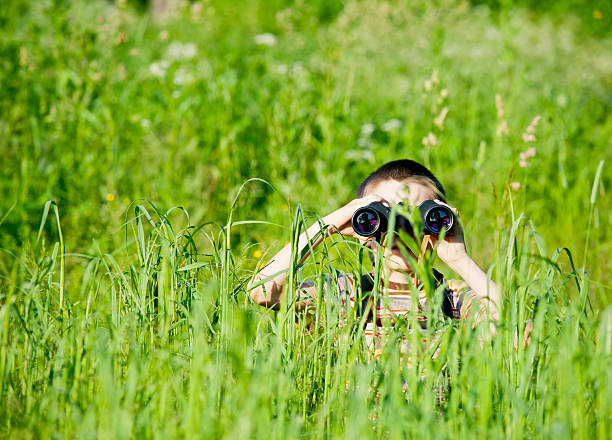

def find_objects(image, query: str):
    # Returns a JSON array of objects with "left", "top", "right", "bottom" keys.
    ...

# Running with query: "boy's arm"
[
  {"left": 248, "top": 195, "right": 384, "bottom": 309},
  {"left": 446, "top": 256, "right": 500, "bottom": 322},
  {"left": 248, "top": 220, "right": 329, "bottom": 309},
  {"left": 433, "top": 208, "right": 536, "bottom": 343},
  {"left": 430, "top": 200, "right": 500, "bottom": 327}
]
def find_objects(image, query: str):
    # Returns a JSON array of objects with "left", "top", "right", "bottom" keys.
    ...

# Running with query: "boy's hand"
[
  {"left": 428, "top": 199, "right": 469, "bottom": 266},
  {"left": 324, "top": 194, "right": 388, "bottom": 243}
]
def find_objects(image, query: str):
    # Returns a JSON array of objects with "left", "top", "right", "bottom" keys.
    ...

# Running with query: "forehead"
[{"left": 366, "top": 178, "right": 437, "bottom": 205}]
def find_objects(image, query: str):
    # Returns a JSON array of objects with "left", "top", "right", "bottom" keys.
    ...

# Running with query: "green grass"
[{"left": 0, "top": 0, "right": 611, "bottom": 438}]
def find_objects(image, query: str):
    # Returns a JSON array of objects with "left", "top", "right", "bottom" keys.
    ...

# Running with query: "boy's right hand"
[{"left": 324, "top": 195, "right": 388, "bottom": 243}]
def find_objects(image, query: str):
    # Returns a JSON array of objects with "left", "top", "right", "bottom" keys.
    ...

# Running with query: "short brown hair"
[{"left": 356, "top": 159, "right": 446, "bottom": 200}]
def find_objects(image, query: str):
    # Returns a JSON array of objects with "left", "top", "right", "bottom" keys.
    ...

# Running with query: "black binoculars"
[{"left": 351, "top": 200, "right": 454, "bottom": 238}]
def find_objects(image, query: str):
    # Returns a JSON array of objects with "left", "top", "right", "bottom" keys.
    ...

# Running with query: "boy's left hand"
[{"left": 427, "top": 199, "right": 469, "bottom": 267}]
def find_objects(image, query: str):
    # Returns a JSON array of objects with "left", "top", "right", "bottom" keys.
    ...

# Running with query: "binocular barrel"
[{"left": 351, "top": 200, "right": 454, "bottom": 237}]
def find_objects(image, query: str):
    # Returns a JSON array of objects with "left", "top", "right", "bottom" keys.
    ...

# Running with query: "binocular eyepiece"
[{"left": 351, "top": 200, "right": 454, "bottom": 238}]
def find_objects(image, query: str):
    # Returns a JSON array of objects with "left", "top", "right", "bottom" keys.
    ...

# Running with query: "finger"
[
  {"left": 355, "top": 194, "right": 386, "bottom": 206},
  {"left": 433, "top": 198, "right": 451, "bottom": 207},
  {"left": 364, "top": 193, "right": 389, "bottom": 205},
  {"left": 434, "top": 199, "right": 459, "bottom": 214},
  {"left": 360, "top": 237, "right": 374, "bottom": 246}
]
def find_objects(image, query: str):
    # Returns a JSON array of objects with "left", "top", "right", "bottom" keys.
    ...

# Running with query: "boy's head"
[
  {"left": 357, "top": 159, "right": 446, "bottom": 270},
  {"left": 356, "top": 159, "right": 445, "bottom": 202}
]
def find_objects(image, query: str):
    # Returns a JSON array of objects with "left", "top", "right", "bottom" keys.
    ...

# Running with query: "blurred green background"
[{"left": 1, "top": 0, "right": 610, "bottom": 300}]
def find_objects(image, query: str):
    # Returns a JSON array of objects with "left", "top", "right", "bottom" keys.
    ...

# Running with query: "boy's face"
[{"left": 363, "top": 178, "right": 438, "bottom": 272}]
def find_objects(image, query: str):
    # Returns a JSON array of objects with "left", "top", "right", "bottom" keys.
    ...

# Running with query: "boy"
[{"left": 249, "top": 159, "right": 499, "bottom": 340}]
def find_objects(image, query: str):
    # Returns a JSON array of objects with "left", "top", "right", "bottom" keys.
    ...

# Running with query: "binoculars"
[{"left": 351, "top": 200, "right": 454, "bottom": 238}]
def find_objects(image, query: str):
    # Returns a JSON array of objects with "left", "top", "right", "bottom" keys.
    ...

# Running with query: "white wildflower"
[
  {"left": 254, "top": 33, "right": 277, "bottom": 46},
  {"left": 149, "top": 61, "right": 167, "bottom": 78},
  {"left": 526, "top": 115, "right": 541, "bottom": 134},
  {"left": 495, "top": 94, "right": 509, "bottom": 136},
  {"left": 381, "top": 118, "right": 402, "bottom": 132},
  {"left": 422, "top": 132, "right": 438, "bottom": 147},
  {"left": 346, "top": 149, "right": 374, "bottom": 161},
  {"left": 522, "top": 133, "right": 536, "bottom": 143},
  {"left": 434, "top": 107, "right": 449, "bottom": 128},
  {"left": 290, "top": 62, "right": 304, "bottom": 75},
  {"left": 431, "top": 69, "right": 439, "bottom": 85},
  {"left": 556, "top": 94, "right": 568, "bottom": 108},
  {"left": 495, "top": 94, "right": 505, "bottom": 118},
  {"left": 167, "top": 42, "right": 198, "bottom": 61},
  {"left": 360, "top": 123, "right": 375, "bottom": 136},
  {"left": 356, "top": 138, "right": 370, "bottom": 147},
  {"left": 521, "top": 115, "right": 541, "bottom": 143},
  {"left": 496, "top": 120, "right": 509, "bottom": 136},
  {"left": 173, "top": 68, "right": 193, "bottom": 85}
]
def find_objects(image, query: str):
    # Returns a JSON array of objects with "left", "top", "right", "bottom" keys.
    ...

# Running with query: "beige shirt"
[{"left": 335, "top": 273, "right": 484, "bottom": 361}]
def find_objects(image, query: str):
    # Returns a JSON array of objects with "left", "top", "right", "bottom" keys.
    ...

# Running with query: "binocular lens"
[
  {"left": 353, "top": 210, "right": 380, "bottom": 236},
  {"left": 425, "top": 207, "right": 452, "bottom": 234},
  {"left": 351, "top": 200, "right": 453, "bottom": 238}
]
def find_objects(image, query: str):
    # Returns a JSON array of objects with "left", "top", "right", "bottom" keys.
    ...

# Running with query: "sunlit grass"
[{"left": 0, "top": 0, "right": 610, "bottom": 438}]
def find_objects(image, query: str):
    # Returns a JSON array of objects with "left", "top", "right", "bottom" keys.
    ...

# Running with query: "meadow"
[{"left": 0, "top": 0, "right": 611, "bottom": 438}]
